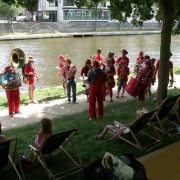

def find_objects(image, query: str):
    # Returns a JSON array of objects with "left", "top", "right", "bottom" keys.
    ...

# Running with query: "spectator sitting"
[
  {"left": 34, "top": 118, "right": 53, "bottom": 148},
  {"left": 95, "top": 120, "right": 130, "bottom": 139}
]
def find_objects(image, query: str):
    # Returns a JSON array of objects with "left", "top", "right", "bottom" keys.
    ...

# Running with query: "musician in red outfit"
[
  {"left": 116, "top": 60, "right": 130, "bottom": 98},
  {"left": 103, "top": 59, "right": 116, "bottom": 102},
  {"left": 2, "top": 66, "right": 21, "bottom": 117},
  {"left": 116, "top": 49, "right": 129, "bottom": 68},
  {"left": 104, "top": 51, "right": 116, "bottom": 66},
  {"left": 136, "top": 60, "right": 152, "bottom": 106},
  {"left": 80, "top": 59, "right": 92, "bottom": 102},
  {"left": 58, "top": 55, "right": 67, "bottom": 95},
  {"left": 136, "top": 50, "right": 144, "bottom": 64},
  {"left": 95, "top": 48, "right": 104, "bottom": 68},
  {"left": 24, "top": 56, "right": 37, "bottom": 104},
  {"left": 87, "top": 61, "right": 107, "bottom": 120}
]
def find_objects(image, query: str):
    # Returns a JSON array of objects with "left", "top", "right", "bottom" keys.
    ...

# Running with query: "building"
[{"left": 38, "top": 0, "right": 111, "bottom": 22}]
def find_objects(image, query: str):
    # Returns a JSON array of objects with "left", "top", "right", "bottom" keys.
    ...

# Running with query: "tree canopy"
[{"left": 109, "top": 0, "right": 180, "bottom": 105}]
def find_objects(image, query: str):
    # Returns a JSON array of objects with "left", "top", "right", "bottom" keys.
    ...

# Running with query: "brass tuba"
[
  {"left": 10, "top": 48, "right": 26, "bottom": 68},
  {"left": 0, "top": 48, "right": 25, "bottom": 90}
]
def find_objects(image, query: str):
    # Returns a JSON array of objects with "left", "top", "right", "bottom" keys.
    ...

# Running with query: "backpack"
[{"left": 22, "top": 63, "right": 29, "bottom": 84}]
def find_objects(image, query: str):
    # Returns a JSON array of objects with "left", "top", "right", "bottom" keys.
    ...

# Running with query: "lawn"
[{"left": 1, "top": 87, "right": 180, "bottom": 180}]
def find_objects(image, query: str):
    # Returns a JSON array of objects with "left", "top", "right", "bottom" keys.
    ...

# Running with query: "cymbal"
[{"left": 79, "top": 76, "right": 88, "bottom": 80}]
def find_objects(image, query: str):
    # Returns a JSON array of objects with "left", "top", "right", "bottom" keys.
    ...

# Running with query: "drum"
[{"left": 124, "top": 77, "right": 140, "bottom": 97}]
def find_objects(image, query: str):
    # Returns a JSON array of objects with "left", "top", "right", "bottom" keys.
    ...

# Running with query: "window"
[
  {"left": 43, "top": 11, "right": 57, "bottom": 22},
  {"left": 49, "top": 0, "right": 58, "bottom": 7},
  {"left": 63, "top": 0, "right": 75, "bottom": 6}
]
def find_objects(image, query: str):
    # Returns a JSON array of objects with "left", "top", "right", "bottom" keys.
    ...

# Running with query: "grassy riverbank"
[{"left": 1, "top": 88, "right": 180, "bottom": 180}]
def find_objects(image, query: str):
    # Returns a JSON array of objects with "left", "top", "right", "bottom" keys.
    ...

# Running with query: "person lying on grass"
[
  {"left": 95, "top": 120, "right": 130, "bottom": 139},
  {"left": 34, "top": 118, "right": 53, "bottom": 148}
]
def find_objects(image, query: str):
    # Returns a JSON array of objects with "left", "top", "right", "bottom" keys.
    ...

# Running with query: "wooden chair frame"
[
  {"left": 29, "top": 129, "right": 83, "bottom": 180},
  {"left": 0, "top": 137, "right": 26, "bottom": 180},
  {"left": 108, "top": 110, "right": 163, "bottom": 151},
  {"left": 149, "top": 95, "right": 180, "bottom": 137}
]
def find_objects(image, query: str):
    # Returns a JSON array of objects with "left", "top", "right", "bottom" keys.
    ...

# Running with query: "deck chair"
[
  {"left": 149, "top": 94, "right": 180, "bottom": 137},
  {"left": 29, "top": 128, "right": 83, "bottom": 180},
  {"left": 108, "top": 110, "right": 163, "bottom": 151},
  {"left": 0, "top": 137, "right": 26, "bottom": 180}
]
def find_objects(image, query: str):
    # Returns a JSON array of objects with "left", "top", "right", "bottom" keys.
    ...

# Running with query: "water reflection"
[{"left": 0, "top": 34, "right": 179, "bottom": 90}]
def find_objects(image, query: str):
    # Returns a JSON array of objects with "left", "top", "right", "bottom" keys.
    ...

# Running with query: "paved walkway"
[
  {"left": 1, "top": 76, "right": 179, "bottom": 131},
  {"left": 0, "top": 88, "right": 134, "bottom": 131}
]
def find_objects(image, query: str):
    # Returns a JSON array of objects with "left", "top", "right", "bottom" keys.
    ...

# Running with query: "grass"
[
  {"left": 1, "top": 87, "right": 180, "bottom": 180},
  {"left": 0, "top": 82, "right": 85, "bottom": 111}
]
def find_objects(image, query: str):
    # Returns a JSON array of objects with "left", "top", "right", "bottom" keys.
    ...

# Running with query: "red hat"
[
  {"left": 151, "top": 58, "right": 156, "bottom": 63},
  {"left": 139, "top": 51, "right": 144, "bottom": 55},
  {"left": 121, "top": 49, "right": 128, "bottom": 55},
  {"left": 93, "top": 60, "right": 100, "bottom": 68},
  {"left": 86, "top": 59, "right": 91, "bottom": 64},
  {"left": 28, "top": 56, "right": 35, "bottom": 62},
  {"left": 5, "top": 66, "right": 12, "bottom": 71},
  {"left": 59, "top": 55, "right": 64, "bottom": 61}
]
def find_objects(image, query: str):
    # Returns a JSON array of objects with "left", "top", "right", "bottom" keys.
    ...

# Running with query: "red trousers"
[
  {"left": 138, "top": 83, "right": 147, "bottom": 101},
  {"left": 5, "top": 88, "right": 20, "bottom": 115},
  {"left": 103, "top": 81, "right": 115, "bottom": 98},
  {"left": 89, "top": 75, "right": 104, "bottom": 119}
]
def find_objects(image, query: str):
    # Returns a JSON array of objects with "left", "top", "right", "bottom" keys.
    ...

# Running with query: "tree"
[
  {"left": 0, "top": 0, "right": 20, "bottom": 33},
  {"left": 109, "top": 0, "right": 179, "bottom": 105},
  {"left": 75, "top": 0, "right": 105, "bottom": 30}
]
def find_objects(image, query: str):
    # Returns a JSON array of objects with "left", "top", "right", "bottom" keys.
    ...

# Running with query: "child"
[
  {"left": 0, "top": 122, "right": 6, "bottom": 143},
  {"left": 35, "top": 118, "right": 53, "bottom": 148}
]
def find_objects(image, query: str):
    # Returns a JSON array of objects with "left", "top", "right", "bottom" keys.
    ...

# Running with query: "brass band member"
[
  {"left": 116, "top": 49, "right": 129, "bottom": 68},
  {"left": 134, "top": 50, "right": 145, "bottom": 74},
  {"left": 58, "top": 55, "right": 67, "bottom": 95},
  {"left": 24, "top": 56, "right": 37, "bottom": 104},
  {"left": 103, "top": 59, "right": 116, "bottom": 102},
  {"left": 116, "top": 60, "right": 130, "bottom": 98},
  {"left": 95, "top": 48, "right": 104, "bottom": 68},
  {"left": 1, "top": 66, "right": 21, "bottom": 117},
  {"left": 136, "top": 59, "right": 152, "bottom": 106},
  {"left": 87, "top": 61, "right": 107, "bottom": 120},
  {"left": 80, "top": 59, "right": 92, "bottom": 102},
  {"left": 62, "top": 58, "right": 78, "bottom": 104},
  {"left": 105, "top": 51, "right": 116, "bottom": 66}
]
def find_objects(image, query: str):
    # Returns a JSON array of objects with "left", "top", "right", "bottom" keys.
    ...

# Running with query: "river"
[{"left": 0, "top": 34, "right": 180, "bottom": 95}]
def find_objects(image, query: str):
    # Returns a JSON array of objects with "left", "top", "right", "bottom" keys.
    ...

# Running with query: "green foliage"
[
  {"left": 75, "top": 0, "right": 105, "bottom": 9},
  {"left": 0, "top": 0, "right": 19, "bottom": 21}
]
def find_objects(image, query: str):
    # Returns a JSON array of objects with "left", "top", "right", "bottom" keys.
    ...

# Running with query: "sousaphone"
[{"left": 0, "top": 48, "right": 26, "bottom": 90}]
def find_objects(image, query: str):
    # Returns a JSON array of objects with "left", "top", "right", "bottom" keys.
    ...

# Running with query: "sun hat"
[
  {"left": 59, "top": 55, "right": 64, "bottom": 61},
  {"left": 86, "top": 59, "right": 91, "bottom": 64},
  {"left": 5, "top": 66, "right": 12, "bottom": 72},
  {"left": 28, "top": 56, "right": 35, "bottom": 62},
  {"left": 121, "top": 49, "right": 128, "bottom": 55},
  {"left": 139, "top": 50, "right": 144, "bottom": 55}
]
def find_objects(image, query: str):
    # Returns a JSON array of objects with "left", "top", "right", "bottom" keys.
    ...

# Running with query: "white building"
[{"left": 38, "top": 0, "right": 111, "bottom": 22}]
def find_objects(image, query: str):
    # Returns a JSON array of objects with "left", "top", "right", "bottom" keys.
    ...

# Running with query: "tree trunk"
[{"left": 157, "top": 0, "right": 175, "bottom": 105}]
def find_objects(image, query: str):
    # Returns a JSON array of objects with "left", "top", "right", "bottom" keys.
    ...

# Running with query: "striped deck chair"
[
  {"left": 108, "top": 110, "right": 163, "bottom": 151},
  {"left": 29, "top": 128, "right": 83, "bottom": 180},
  {"left": 149, "top": 94, "right": 180, "bottom": 137},
  {"left": 0, "top": 137, "right": 26, "bottom": 180}
]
